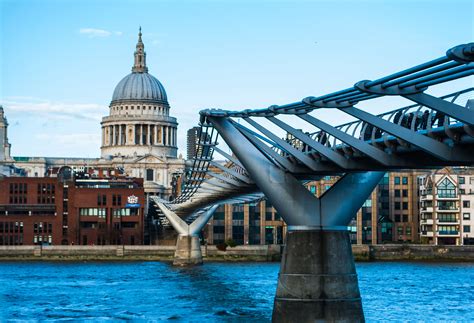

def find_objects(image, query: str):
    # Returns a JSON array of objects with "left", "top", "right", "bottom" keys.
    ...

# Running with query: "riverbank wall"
[{"left": 0, "top": 244, "right": 473, "bottom": 262}]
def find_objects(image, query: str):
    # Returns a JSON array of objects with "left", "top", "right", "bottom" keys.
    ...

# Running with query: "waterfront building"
[
  {"left": 419, "top": 167, "right": 474, "bottom": 245},
  {"left": 204, "top": 171, "right": 423, "bottom": 246},
  {"left": 0, "top": 168, "right": 145, "bottom": 245},
  {"left": 2, "top": 29, "right": 184, "bottom": 200},
  {"left": 205, "top": 201, "right": 286, "bottom": 245}
]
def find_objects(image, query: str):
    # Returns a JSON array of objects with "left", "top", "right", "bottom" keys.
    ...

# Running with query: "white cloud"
[
  {"left": 79, "top": 28, "right": 115, "bottom": 38},
  {"left": 2, "top": 97, "right": 106, "bottom": 121},
  {"left": 35, "top": 133, "right": 101, "bottom": 146}
]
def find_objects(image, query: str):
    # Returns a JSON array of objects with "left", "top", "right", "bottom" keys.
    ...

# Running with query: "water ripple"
[{"left": 0, "top": 261, "right": 473, "bottom": 322}]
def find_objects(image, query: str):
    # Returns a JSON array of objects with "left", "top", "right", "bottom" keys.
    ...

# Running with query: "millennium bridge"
[{"left": 151, "top": 43, "right": 474, "bottom": 322}]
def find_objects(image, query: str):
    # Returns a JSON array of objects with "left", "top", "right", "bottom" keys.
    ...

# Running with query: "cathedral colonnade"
[{"left": 101, "top": 123, "right": 177, "bottom": 148}]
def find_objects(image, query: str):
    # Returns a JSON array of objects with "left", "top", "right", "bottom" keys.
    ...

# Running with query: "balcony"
[
  {"left": 420, "top": 219, "right": 434, "bottom": 225},
  {"left": 436, "top": 194, "right": 458, "bottom": 200},
  {"left": 421, "top": 207, "right": 433, "bottom": 213},
  {"left": 437, "top": 219, "right": 459, "bottom": 224},
  {"left": 438, "top": 230, "right": 459, "bottom": 236},
  {"left": 420, "top": 194, "right": 433, "bottom": 201},
  {"left": 436, "top": 206, "right": 459, "bottom": 212},
  {"left": 421, "top": 231, "right": 434, "bottom": 237}
]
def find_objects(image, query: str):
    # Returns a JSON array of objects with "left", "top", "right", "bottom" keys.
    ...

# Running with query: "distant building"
[
  {"left": 2, "top": 29, "right": 184, "bottom": 199},
  {"left": 205, "top": 201, "right": 286, "bottom": 245},
  {"left": 419, "top": 167, "right": 474, "bottom": 245},
  {"left": 0, "top": 106, "right": 14, "bottom": 176},
  {"left": 187, "top": 127, "right": 200, "bottom": 160},
  {"left": 204, "top": 171, "right": 425, "bottom": 246},
  {"left": 0, "top": 168, "right": 145, "bottom": 246}
]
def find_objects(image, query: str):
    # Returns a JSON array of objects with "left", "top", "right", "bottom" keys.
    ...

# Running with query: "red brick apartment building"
[{"left": 0, "top": 168, "right": 145, "bottom": 246}]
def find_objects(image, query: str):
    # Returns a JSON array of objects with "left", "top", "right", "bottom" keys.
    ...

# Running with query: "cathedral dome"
[
  {"left": 110, "top": 27, "right": 168, "bottom": 105},
  {"left": 112, "top": 72, "right": 168, "bottom": 104}
]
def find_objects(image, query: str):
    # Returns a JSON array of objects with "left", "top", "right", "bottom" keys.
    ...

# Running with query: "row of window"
[
  {"left": 9, "top": 183, "right": 27, "bottom": 194},
  {"left": 80, "top": 208, "right": 140, "bottom": 217},
  {"left": 0, "top": 235, "right": 23, "bottom": 245},
  {"left": 34, "top": 222, "right": 53, "bottom": 234},
  {"left": 394, "top": 176, "right": 409, "bottom": 185},
  {"left": 38, "top": 183, "right": 55, "bottom": 194},
  {"left": 112, "top": 105, "right": 168, "bottom": 112},
  {"left": 0, "top": 222, "right": 23, "bottom": 233}
]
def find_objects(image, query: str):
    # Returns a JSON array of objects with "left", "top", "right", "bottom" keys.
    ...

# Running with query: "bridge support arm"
[
  {"left": 156, "top": 203, "right": 218, "bottom": 266},
  {"left": 209, "top": 116, "right": 384, "bottom": 322}
]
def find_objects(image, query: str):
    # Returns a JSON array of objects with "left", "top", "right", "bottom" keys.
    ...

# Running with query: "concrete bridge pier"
[
  {"left": 173, "top": 234, "right": 203, "bottom": 266},
  {"left": 209, "top": 116, "right": 385, "bottom": 322},
  {"left": 156, "top": 203, "right": 218, "bottom": 266},
  {"left": 273, "top": 229, "right": 363, "bottom": 323}
]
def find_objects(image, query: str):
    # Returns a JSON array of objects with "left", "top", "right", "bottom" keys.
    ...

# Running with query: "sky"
[{"left": 0, "top": 0, "right": 473, "bottom": 158}]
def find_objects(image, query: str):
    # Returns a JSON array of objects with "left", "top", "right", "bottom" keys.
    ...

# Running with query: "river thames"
[{"left": 0, "top": 261, "right": 473, "bottom": 322}]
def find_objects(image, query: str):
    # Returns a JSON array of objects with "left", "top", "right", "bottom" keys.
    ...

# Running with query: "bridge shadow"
[{"left": 166, "top": 262, "right": 278, "bottom": 321}]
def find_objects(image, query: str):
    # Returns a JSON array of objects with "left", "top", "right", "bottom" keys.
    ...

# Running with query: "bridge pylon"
[
  {"left": 156, "top": 203, "right": 218, "bottom": 266},
  {"left": 209, "top": 116, "right": 384, "bottom": 322}
]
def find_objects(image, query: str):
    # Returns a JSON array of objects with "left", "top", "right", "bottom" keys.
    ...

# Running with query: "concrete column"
[
  {"left": 147, "top": 124, "right": 151, "bottom": 145},
  {"left": 155, "top": 203, "right": 218, "bottom": 266},
  {"left": 118, "top": 125, "right": 123, "bottom": 145},
  {"left": 140, "top": 125, "right": 143, "bottom": 145},
  {"left": 101, "top": 127, "right": 105, "bottom": 146},
  {"left": 356, "top": 209, "right": 363, "bottom": 245},
  {"left": 158, "top": 126, "right": 162, "bottom": 144},
  {"left": 154, "top": 125, "right": 158, "bottom": 144},
  {"left": 174, "top": 235, "right": 202, "bottom": 266},
  {"left": 273, "top": 230, "right": 364, "bottom": 323},
  {"left": 371, "top": 190, "right": 378, "bottom": 244},
  {"left": 112, "top": 125, "right": 116, "bottom": 146}
]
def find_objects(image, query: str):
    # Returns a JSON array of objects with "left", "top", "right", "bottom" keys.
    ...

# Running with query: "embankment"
[{"left": 0, "top": 244, "right": 473, "bottom": 262}]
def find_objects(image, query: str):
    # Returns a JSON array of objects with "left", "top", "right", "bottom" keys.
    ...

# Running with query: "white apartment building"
[{"left": 419, "top": 167, "right": 474, "bottom": 245}]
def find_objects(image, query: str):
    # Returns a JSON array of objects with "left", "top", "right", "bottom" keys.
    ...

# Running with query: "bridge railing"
[{"left": 276, "top": 88, "right": 473, "bottom": 156}]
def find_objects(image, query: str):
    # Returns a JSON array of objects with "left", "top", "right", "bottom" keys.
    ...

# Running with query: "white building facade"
[{"left": 419, "top": 168, "right": 474, "bottom": 245}]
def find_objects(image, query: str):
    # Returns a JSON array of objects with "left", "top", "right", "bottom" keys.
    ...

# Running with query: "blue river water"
[{"left": 0, "top": 261, "right": 473, "bottom": 322}]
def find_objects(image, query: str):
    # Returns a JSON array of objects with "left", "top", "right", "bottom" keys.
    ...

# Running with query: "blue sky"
[{"left": 1, "top": 0, "right": 472, "bottom": 158}]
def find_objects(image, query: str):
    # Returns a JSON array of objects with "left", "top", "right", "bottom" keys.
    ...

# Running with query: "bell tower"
[{"left": 0, "top": 106, "right": 13, "bottom": 162}]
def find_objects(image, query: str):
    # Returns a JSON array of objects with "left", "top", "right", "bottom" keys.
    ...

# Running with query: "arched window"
[
  {"left": 146, "top": 169, "right": 154, "bottom": 181},
  {"left": 437, "top": 178, "right": 456, "bottom": 198}
]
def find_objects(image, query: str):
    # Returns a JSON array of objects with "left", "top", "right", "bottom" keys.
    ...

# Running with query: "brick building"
[{"left": 0, "top": 168, "right": 145, "bottom": 246}]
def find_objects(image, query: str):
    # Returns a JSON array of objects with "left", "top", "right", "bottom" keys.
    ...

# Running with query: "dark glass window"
[{"left": 146, "top": 169, "right": 154, "bottom": 181}]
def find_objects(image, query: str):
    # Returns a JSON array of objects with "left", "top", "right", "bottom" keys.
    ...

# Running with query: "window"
[
  {"left": 463, "top": 201, "right": 470, "bottom": 208},
  {"left": 394, "top": 177, "right": 400, "bottom": 185},
  {"left": 438, "top": 201, "right": 457, "bottom": 210},
  {"left": 402, "top": 177, "right": 408, "bottom": 185},
  {"left": 464, "top": 225, "right": 471, "bottom": 233},
  {"left": 363, "top": 199, "right": 372, "bottom": 207},
  {"left": 402, "top": 202, "right": 408, "bottom": 210},
  {"left": 403, "top": 214, "right": 408, "bottom": 222},
  {"left": 395, "top": 190, "right": 401, "bottom": 197},
  {"left": 146, "top": 169, "right": 154, "bottom": 181},
  {"left": 464, "top": 213, "right": 471, "bottom": 220},
  {"left": 438, "top": 213, "right": 457, "bottom": 222},
  {"left": 437, "top": 178, "right": 456, "bottom": 198},
  {"left": 79, "top": 208, "right": 106, "bottom": 218},
  {"left": 459, "top": 177, "right": 465, "bottom": 184},
  {"left": 397, "top": 226, "right": 403, "bottom": 235},
  {"left": 402, "top": 189, "right": 408, "bottom": 197},
  {"left": 395, "top": 202, "right": 401, "bottom": 210},
  {"left": 460, "top": 189, "right": 466, "bottom": 194},
  {"left": 406, "top": 226, "right": 411, "bottom": 236},
  {"left": 395, "top": 214, "right": 401, "bottom": 222}
]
